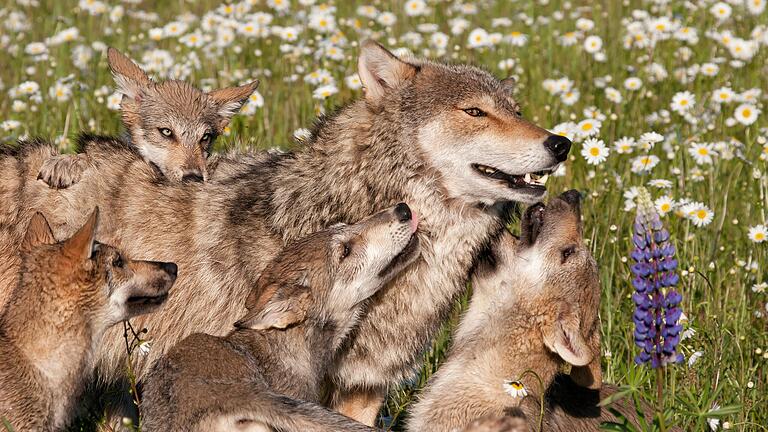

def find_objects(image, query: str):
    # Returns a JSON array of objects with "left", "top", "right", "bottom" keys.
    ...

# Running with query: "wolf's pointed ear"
[
  {"left": 358, "top": 39, "right": 418, "bottom": 104},
  {"left": 62, "top": 208, "right": 99, "bottom": 262},
  {"left": 543, "top": 308, "right": 594, "bottom": 369},
  {"left": 22, "top": 212, "right": 56, "bottom": 251},
  {"left": 107, "top": 47, "right": 151, "bottom": 101},
  {"left": 570, "top": 326, "right": 602, "bottom": 389},
  {"left": 208, "top": 80, "right": 260, "bottom": 129},
  {"left": 236, "top": 280, "right": 311, "bottom": 330},
  {"left": 500, "top": 77, "right": 516, "bottom": 94}
]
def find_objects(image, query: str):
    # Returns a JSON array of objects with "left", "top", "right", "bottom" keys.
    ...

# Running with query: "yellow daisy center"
[
  {"left": 742, "top": 108, "right": 752, "bottom": 117},
  {"left": 756, "top": 232, "right": 766, "bottom": 241},
  {"left": 582, "top": 123, "right": 593, "bottom": 131},
  {"left": 696, "top": 209, "right": 707, "bottom": 219},
  {"left": 661, "top": 203, "right": 671, "bottom": 212},
  {"left": 698, "top": 148, "right": 709, "bottom": 156},
  {"left": 589, "top": 147, "right": 600, "bottom": 156}
]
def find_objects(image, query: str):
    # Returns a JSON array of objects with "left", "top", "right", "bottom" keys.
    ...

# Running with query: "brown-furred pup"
[
  {"left": 141, "top": 204, "right": 420, "bottom": 432},
  {"left": 0, "top": 209, "right": 176, "bottom": 431}
]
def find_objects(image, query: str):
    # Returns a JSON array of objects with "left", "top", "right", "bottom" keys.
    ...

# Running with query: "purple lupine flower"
[{"left": 631, "top": 188, "right": 684, "bottom": 367}]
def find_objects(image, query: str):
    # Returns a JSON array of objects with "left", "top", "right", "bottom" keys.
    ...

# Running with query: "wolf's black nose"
[
  {"left": 181, "top": 171, "right": 204, "bottom": 183},
  {"left": 544, "top": 135, "right": 572, "bottom": 162},
  {"left": 394, "top": 203, "right": 412, "bottom": 222},
  {"left": 161, "top": 262, "right": 178, "bottom": 278}
]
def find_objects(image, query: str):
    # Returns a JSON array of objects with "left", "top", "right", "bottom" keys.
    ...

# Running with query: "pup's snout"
[
  {"left": 159, "top": 262, "right": 178, "bottom": 279},
  {"left": 544, "top": 135, "right": 572, "bottom": 162},
  {"left": 394, "top": 203, "right": 412, "bottom": 222},
  {"left": 560, "top": 189, "right": 582, "bottom": 206},
  {"left": 181, "top": 170, "right": 204, "bottom": 183}
]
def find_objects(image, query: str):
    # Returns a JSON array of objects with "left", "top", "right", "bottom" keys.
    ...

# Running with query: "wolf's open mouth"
[
  {"left": 471, "top": 164, "right": 554, "bottom": 191},
  {"left": 378, "top": 233, "right": 420, "bottom": 278},
  {"left": 126, "top": 293, "right": 169, "bottom": 306}
]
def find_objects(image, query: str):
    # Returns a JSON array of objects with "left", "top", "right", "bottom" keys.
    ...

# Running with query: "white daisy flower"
[
  {"left": 631, "top": 155, "right": 660, "bottom": 173},
  {"left": 671, "top": 91, "right": 695, "bottom": 114},
  {"left": 404, "top": 0, "right": 428, "bottom": 16},
  {"left": 313, "top": 84, "right": 338, "bottom": 100},
  {"left": 614, "top": 136, "right": 635, "bottom": 154},
  {"left": 581, "top": 138, "right": 609, "bottom": 165},
  {"left": 344, "top": 74, "right": 362, "bottom": 90},
  {"left": 576, "top": 119, "right": 601, "bottom": 139},
  {"left": 688, "top": 351, "right": 703, "bottom": 367},
  {"left": 712, "top": 87, "right": 735, "bottom": 104},
  {"left": 752, "top": 282, "right": 767, "bottom": 293},
  {"left": 583, "top": 35, "right": 603, "bottom": 53},
  {"left": 707, "top": 403, "right": 721, "bottom": 430},
  {"left": 710, "top": 2, "right": 732, "bottom": 21},
  {"left": 733, "top": 104, "right": 759, "bottom": 125},
  {"left": 655, "top": 195, "right": 675, "bottom": 216},
  {"left": 648, "top": 179, "right": 672, "bottom": 188},
  {"left": 467, "top": 28, "right": 490, "bottom": 48},
  {"left": 689, "top": 142, "right": 716, "bottom": 165},
  {"left": 748, "top": 225, "right": 768, "bottom": 243},
  {"left": 502, "top": 380, "right": 528, "bottom": 398},
  {"left": 624, "top": 77, "right": 642, "bottom": 91},
  {"left": 684, "top": 203, "right": 715, "bottom": 227}
]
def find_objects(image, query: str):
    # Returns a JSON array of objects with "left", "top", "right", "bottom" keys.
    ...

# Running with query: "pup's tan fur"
[
  {"left": 408, "top": 191, "right": 602, "bottom": 432},
  {"left": 0, "top": 210, "right": 176, "bottom": 431},
  {"left": 141, "top": 205, "right": 419, "bottom": 431},
  {"left": 38, "top": 47, "right": 258, "bottom": 186}
]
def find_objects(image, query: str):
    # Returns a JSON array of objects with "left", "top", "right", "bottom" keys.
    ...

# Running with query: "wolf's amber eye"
[
  {"left": 561, "top": 246, "right": 576, "bottom": 263},
  {"left": 463, "top": 108, "right": 486, "bottom": 117},
  {"left": 158, "top": 128, "right": 174, "bottom": 138}
]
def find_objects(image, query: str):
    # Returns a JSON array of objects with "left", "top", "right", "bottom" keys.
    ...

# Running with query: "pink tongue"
[{"left": 410, "top": 211, "right": 420, "bottom": 233}]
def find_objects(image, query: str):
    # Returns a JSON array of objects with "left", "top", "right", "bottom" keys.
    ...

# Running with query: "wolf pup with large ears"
[{"left": 38, "top": 47, "right": 259, "bottom": 186}]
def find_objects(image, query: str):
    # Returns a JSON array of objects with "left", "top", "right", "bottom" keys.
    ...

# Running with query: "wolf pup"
[
  {"left": 0, "top": 209, "right": 176, "bottom": 431},
  {"left": 2, "top": 40, "right": 571, "bottom": 426},
  {"left": 141, "top": 204, "right": 420, "bottom": 432},
  {"left": 407, "top": 191, "right": 602, "bottom": 432},
  {"left": 38, "top": 47, "right": 259, "bottom": 186}
]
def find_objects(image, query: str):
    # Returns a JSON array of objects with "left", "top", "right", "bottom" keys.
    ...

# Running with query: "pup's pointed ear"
[
  {"left": 62, "top": 208, "right": 99, "bottom": 262},
  {"left": 107, "top": 47, "right": 151, "bottom": 101},
  {"left": 236, "top": 281, "right": 311, "bottom": 330},
  {"left": 22, "top": 212, "right": 56, "bottom": 251},
  {"left": 543, "top": 309, "right": 593, "bottom": 369},
  {"left": 207, "top": 80, "right": 260, "bottom": 129},
  {"left": 358, "top": 39, "right": 418, "bottom": 104},
  {"left": 570, "top": 326, "right": 602, "bottom": 389}
]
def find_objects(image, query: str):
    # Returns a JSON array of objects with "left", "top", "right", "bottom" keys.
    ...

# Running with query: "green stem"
[
  {"left": 657, "top": 367, "right": 666, "bottom": 432},
  {"left": 517, "top": 369, "right": 546, "bottom": 432}
]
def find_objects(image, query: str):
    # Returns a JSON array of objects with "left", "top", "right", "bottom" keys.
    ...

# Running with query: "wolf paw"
[{"left": 37, "top": 154, "right": 91, "bottom": 189}]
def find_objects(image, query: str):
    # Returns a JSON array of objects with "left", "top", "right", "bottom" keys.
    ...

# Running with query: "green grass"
[{"left": 1, "top": 0, "right": 766, "bottom": 430}]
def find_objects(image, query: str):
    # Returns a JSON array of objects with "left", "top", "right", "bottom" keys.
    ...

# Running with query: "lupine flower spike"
[{"left": 631, "top": 187, "right": 684, "bottom": 368}]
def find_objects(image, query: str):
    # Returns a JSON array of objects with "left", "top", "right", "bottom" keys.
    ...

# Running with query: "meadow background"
[{"left": 0, "top": 0, "right": 767, "bottom": 430}]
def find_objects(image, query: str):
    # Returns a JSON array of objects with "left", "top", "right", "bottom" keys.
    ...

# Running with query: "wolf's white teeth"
[
  {"left": 524, "top": 173, "right": 532, "bottom": 183},
  {"left": 539, "top": 174, "right": 549, "bottom": 185}
]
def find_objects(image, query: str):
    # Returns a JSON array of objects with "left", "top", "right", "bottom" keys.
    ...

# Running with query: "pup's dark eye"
[
  {"left": 515, "top": 109, "right": 523, "bottom": 117},
  {"left": 112, "top": 254, "right": 124, "bottom": 269},
  {"left": 561, "top": 246, "right": 576, "bottom": 263},
  {"left": 158, "top": 128, "right": 174, "bottom": 138},
  {"left": 463, "top": 108, "right": 486, "bottom": 117},
  {"left": 340, "top": 243, "right": 351, "bottom": 260}
]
